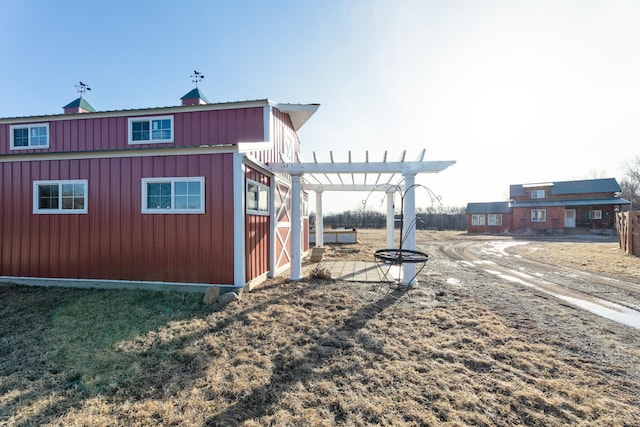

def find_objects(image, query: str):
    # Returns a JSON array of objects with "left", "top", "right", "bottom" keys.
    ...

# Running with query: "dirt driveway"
[{"left": 322, "top": 230, "right": 640, "bottom": 382}]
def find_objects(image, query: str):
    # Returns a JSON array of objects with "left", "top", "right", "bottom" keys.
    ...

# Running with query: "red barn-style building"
[{"left": 0, "top": 89, "right": 318, "bottom": 290}]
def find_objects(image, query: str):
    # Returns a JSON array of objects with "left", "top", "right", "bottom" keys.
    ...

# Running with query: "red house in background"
[
  {"left": 467, "top": 178, "right": 630, "bottom": 235},
  {"left": 0, "top": 89, "right": 318, "bottom": 290}
]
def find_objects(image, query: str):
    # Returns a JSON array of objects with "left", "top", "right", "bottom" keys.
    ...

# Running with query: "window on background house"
[
  {"left": 530, "top": 190, "right": 545, "bottom": 199},
  {"left": 128, "top": 116, "right": 174, "bottom": 144},
  {"left": 246, "top": 180, "right": 270, "bottom": 215},
  {"left": 33, "top": 180, "right": 88, "bottom": 214},
  {"left": 10, "top": 124, "right": 50, "bottom": 149},
  {"left": 141, "top": 177, "right": 204, "bottom": 213},
  {"left": 471, "top": 214, "right": 485, "bottom": 226},
  {"left": 488, "top": 214, "right": 502, "bottom": 226},
  {"left": 592, "top": 210, "right": 602, "bottom": 219},
  {"left": 531, "top": 209, "right": 546, "bottom": 222}
]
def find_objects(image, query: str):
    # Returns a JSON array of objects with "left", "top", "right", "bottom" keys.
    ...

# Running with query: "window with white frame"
[
  {"left": 128, "top": 116, "right": 174, "bottom": 144},
  {"left": 530, "top": 189, "right": 545, "bottom": 199},
  {"left": 33, "top": 180, "right": 88, "bottom": 214},
  {"left": 10, "top": 123, "right": 50, "bottom": 149},
  {"left": 246, "top": 180, "right": 269, "bottom": 215},
  {"left": 471, "top": 214, "right": 485, "bottom": 226},
  {"left": 531, "top": 209, "right": 546, "bottom": 222},
  {"left": 592, "top": 210, "right": 602, "bottom": 219},
  {"left": 488, "top": 214, "right": 502, "bottom": 226},
  {"left": 142, "top": 177, "right": 204, "bottom": 213}
]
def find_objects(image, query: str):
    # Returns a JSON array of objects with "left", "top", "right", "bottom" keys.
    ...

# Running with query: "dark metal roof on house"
[
  {"left": 510, "top": 178, "right": 622, "bottom": 198},
  {"left": 466, "top": 201, "right": 512, "bottom": 214},
  {"left": 62, "top": 97, "right": 96, "bottom": 112},
  {"left": 510, "top": 197, "right": 630, "bottom": 208}
]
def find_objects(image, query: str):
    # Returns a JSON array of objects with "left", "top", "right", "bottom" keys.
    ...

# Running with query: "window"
[
  {"left": 592, "top": 210, "right": 602, "bottom": 219},
  {"left": 33, "top": 180, "right": 88, "bottom": 214},
  {"left": 488, "top": 214, "right": 502, "bottom": 226},
  {"left": 530, "top": 190, "right": 545, "bottom": 199},
  {"left": 142, "top": 177, "right": 204, "bottom": 213},
  {"left": 10, "top": 124, "right": 50, "bottom": 149},
  {"left": 128, "top": 116, "right": 174, "bottom": 144},
  {"left": 531, "top": 209, "right": 546, "bottom": 222},
  {"left": 471, "top": 214, "right": 485, "bottom": 226},
  {"left": 246, "top": 180, "right": 269, "bottom": 215}
]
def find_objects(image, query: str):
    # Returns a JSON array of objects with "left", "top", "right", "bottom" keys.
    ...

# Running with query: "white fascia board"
[
  {"left": 0, "top": 144, "right": 240, "bottom": 163},
  {"left": 273, "top": 103, "right": 320, "bottom": 132},
  {"left": 269, "top": 160, "right": 456, "bottom": 174},
  {"left": 237, "top": 141, "right": 272, "bottom": 153}
]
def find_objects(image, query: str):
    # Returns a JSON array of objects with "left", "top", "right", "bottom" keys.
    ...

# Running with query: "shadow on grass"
[
  {"left": 1, "top": 280, "right": 403, "bottom": 426},
  {"left": 203, "top": 287, "right": 403, "bottom": 426},
  {"left": 0, "top": 284, "right": 209, "bottom": 426}
]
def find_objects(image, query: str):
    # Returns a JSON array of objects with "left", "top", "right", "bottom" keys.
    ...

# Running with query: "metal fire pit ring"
[{"left": 374, "top": 248, "right": 429, "bottom": 264}]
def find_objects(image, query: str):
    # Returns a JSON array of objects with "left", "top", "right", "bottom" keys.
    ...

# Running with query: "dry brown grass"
[{"left": 1, "top": 230, "right": 640, "bottom": 426}]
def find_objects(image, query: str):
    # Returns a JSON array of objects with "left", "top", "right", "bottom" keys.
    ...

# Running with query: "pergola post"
[
  {"left": 290, "top": 174, "right": 303, "bottom": 280},
  {"left": 402, "top": 173, "right": 417, "bottom": 286},
  {"left": 386, "top": 189, "right": 395, "bottom": 249},
  {"left": 315, "top": 190, "right": 324, "bottom": 247}
]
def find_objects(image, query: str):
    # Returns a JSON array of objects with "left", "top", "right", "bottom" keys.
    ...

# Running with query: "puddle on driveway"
[{"left": 480, "top": 266, "right": 640, "bottom": 329}]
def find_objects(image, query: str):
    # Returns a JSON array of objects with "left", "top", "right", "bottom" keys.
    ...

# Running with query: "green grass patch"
[{"left": 46, "top": 289, "right": 207, "bottom": 391}]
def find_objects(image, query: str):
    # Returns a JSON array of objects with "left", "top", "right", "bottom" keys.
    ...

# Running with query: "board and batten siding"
[
  {"left": 0, "top": 153, "right": 235, "bottom": 284},
  {"left": 0, "top": 107, "right": 265, "bottom": 154},
  {"left": 244, "top": 167, "right": 270, "bottom": 282}
]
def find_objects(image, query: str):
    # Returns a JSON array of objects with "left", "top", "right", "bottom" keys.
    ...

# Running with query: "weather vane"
[
  {"left": 75, "top": 81, "right": 91, "bottom": 98},
  {"left": 191, "top": 70, "right": 205, "bottom": 87}
]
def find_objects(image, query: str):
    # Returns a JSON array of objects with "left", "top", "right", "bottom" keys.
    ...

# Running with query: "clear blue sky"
[{"left": 2, "top": 0, "right": 639, "bottom": 212}]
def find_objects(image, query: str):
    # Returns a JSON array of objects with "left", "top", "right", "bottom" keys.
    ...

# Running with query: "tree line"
[{"left": 311, "top": 206, "right": 467, "bottom": 231}]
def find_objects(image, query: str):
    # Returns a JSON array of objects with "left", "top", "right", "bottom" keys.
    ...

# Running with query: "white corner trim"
[{"left": 233, "top": 153, "right": 246, "bottom": 287}]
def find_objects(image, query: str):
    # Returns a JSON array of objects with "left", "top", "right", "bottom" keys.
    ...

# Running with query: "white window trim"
[
  {"left": 141, "top": 177, "right": 205, "bottom": 214},
  {"left": 531, "top": 209, "right": 547, "bottom": 222},
  {"left": 246, "top": 179, "right": 270, "bottom": 215},
  {"left": 592, "top": 210, "right": 602, "bottom": 219},
  {"left": 10, "top": 123, "right": 50, "bottom": 150},
  {"left": 530, "top": 189, "right": 545, "bottom": 199},
  {"left": 488, "top": 214, "right": 502, "bottom": 226},
  {"left": 33, "top": 179, "right": 88, "bottom": 214},
  {"left": 471, "top": 214, "right": 485, "bottom": 226},
  {"left": 128, "top": 115, "right": 174, "bottom": 144}
]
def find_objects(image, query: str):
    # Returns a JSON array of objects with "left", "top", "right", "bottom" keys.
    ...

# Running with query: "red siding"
[
  {"left": 513, "top": 206, "right": 565, "bottom": 232},
  {"left": 250, "top": 107, "right": 300, "bottom": 166},
  {"left": 0, "top": 107, "right": 264, "bottom": 154},
  {"left": 0, "top": 153, "right": 235, "bottom": 284},
  {"left": 245, "top": 167, "right": 270, "bottom": 281}
]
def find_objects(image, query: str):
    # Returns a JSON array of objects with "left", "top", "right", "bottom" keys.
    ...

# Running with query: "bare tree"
[{"left": 622, "top": 155, "right": 640, "bottom": 211}]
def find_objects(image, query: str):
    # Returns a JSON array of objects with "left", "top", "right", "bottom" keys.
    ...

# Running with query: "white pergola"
[{"left": 269, "top": 150, "right": 455, "bottom": 285}]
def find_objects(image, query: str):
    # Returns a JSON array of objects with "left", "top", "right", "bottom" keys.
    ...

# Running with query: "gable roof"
[{"left": 510, "top": 178, "right": 622, "bottom": 198}]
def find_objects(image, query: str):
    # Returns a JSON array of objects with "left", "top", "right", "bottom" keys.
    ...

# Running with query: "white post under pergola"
[
  {"left": 402, "top": 173, "right": 417, "bottom": 285},
  {"left": 386, "top": 189, "right": 395, "bottom": 249},
  {"left": 290, "top": 174, "right": 303, "bottom": 280},
  {"left": 269, "top": 156, "right": 455, "bottom": 284},
  {"left": 315, "top": 190, "right": 324, "bottom": 247}
]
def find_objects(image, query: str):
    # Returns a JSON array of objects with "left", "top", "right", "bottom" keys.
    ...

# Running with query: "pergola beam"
[{"left": 269, "top": 160, "right": 456, "bottom": 175}]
